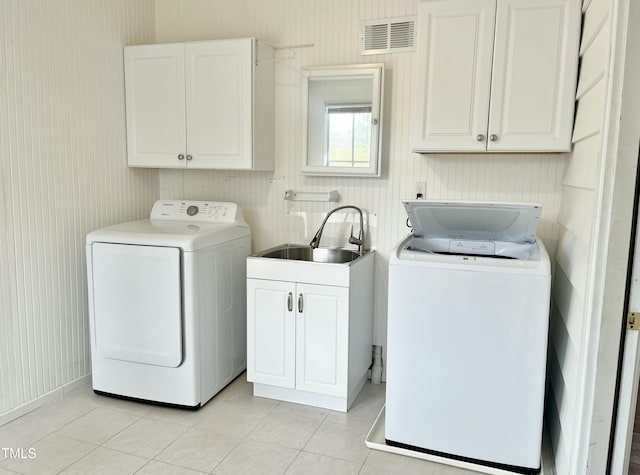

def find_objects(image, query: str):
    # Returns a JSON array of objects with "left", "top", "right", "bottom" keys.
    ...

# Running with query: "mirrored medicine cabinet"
[{"left": 301, "top": 64, "right": 384, "bottom": 177}]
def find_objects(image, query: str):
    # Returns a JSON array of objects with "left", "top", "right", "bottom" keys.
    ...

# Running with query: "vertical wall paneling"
[
  {"left": 545, "top": 0, "right": 638, "bottom": 472},
  {"left": 154, "top": 0, "right": 568, "bottom": 379},
  {"left": 547, "top": 0, "right": 609, "bottom": 465},
  {"left": 574, "top": 0, "right": 638, "bottom": 471},
  {"left": 0, "top": 0, "right": 158, "bottom": 421}
]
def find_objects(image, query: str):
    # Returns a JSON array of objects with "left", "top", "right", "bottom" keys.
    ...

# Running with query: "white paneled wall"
[
  {"left": 547, "top": 0, "right": 613, "bottom": 472},
  {"left": 0, "top": 0, "right": 158, "bottom": 420},
  {"left": 154, "top": 0, "right": 568, "bottom": 357}
]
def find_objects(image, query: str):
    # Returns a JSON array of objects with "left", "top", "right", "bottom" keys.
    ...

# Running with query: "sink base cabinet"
[
  {"left": 252, "top": 373, "right": 369, "bottom": 413},
  {"left": 246, "top": 252, "right": 374, "bottom": 412}
]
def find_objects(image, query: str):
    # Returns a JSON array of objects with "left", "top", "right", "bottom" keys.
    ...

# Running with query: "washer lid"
[{"left": 403, "top": 200, "right": 541, "bottom": 244}]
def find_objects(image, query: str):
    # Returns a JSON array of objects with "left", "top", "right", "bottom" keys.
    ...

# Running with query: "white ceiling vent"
[{"left": 361, "top": 17, "right": 416, "bottom": 55}]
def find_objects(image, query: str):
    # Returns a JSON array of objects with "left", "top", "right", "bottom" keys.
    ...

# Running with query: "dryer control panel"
[{"left": 150, "top": 200, "right": 240, "bottom": 223}]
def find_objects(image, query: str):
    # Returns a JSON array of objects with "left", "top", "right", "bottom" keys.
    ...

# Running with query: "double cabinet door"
[
  {"left": 412, "top": 0, "right": 580, "bottom": 153},
  {"left": 124, "top": 39, "right": 253, "bottom": 169},
  {"left": 247, "top": 279, "right": 349, "bottom": 397}
]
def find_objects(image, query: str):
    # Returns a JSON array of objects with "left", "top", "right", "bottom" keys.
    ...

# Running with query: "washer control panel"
[{"left": 151, "top": 200, "right": 240, "bottom": 223}]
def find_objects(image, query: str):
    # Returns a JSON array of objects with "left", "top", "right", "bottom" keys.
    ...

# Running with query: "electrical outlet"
[{"left": 415, "top": 182, "right": 426, "bottom": 199}]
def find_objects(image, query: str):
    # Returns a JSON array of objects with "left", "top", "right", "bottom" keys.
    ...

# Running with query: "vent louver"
[{"left": 361, "top": 17, "right": 416, "bottom": 55}]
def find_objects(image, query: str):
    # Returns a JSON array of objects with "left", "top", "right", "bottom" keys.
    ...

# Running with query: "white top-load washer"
[
  {"left": 385, "top": 200, "right": 551, "bottom": 474},
  {"left": 86, "top": 200, "right": 250, "bottom": 408}
]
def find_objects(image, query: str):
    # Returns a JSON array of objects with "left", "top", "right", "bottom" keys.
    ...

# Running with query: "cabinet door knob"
[
  {"left": 186, "top": 154, "right": 193, "bottom": 161},
  {"left": 297, "top": 294, "right": 303, "bottom": 313},
  {"left": 476, "top": 134, "right": 485, "bottom": 141},
  {"left": 178, "top": 154, "right": 185, "bottom": 160},
  {"left": 490, "top": 134, "right": 498, "bottom": 142},
  {"left": 287, "top": 292, "right": 293, "bottom": 312}
]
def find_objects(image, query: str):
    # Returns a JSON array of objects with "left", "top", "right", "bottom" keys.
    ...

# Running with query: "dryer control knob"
[{"left": 186, "top": 205, "right": 199, "bottom": 216}]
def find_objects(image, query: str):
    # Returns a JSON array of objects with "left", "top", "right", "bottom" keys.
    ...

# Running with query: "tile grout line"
[
  {"left": 299, "top": 405, "right": 330, "bottom": 453},
  {"left": 9, "top": 381, "right": 388, "bottom": 474},
  {"left": 55, "top": 407, "right": 144, "bottom": 448},
  {"left": 185, "top": 393, "right": 261, "bottom": 475},
  {"left": 0, "top": 401, "right": 97, "bottom": 472},
  {"left": 53, "top": 443, "right": 101, "bottom": 475},
  {"left": 357, "top": 450, "right": 374, "bottom": 475},
  {"left": 206, "top": 396, "right": 319, "bottom": 475},
  {"left": 280, "top": 404, "right": 332, "bottom": 474}
]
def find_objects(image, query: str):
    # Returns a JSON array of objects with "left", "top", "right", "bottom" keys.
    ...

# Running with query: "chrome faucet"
[{"left": 309, "top": 206, "right": 365, "bottom": 255}]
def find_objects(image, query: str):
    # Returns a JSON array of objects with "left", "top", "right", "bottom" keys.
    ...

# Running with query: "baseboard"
[
  {"left": 0, "top": 374, "right": 91, "bottom": 427},
  {"left": 62, "top": 374, "right": 92, "bottom": 395}
]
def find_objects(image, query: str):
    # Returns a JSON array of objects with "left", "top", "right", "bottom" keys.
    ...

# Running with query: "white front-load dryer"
[
  {"left": 86, "top": 200, "right": 251, "bottom": 408},
  {"left": 385, "top": 200, "right": 551, "bottom": 474}
]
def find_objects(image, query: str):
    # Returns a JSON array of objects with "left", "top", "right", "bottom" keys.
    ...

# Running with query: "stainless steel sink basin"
[{"left": 254, "top": 244, "right": 361, "bottom": 264}]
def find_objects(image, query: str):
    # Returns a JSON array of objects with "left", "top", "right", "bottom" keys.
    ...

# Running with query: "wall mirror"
[{"left": 301, "top": 64, "right": 384, "bottom": 177}]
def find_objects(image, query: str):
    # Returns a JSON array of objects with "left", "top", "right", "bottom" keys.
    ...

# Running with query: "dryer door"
[{"left": 90, "top": 243, "right": 183, "bottom": 367}]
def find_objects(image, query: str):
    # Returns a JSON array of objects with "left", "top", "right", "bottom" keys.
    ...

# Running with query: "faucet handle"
[{"left": 348, "top": 225, "right": 364, "bottom": 246}]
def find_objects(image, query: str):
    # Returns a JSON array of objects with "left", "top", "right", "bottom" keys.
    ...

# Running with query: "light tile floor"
[{"left": 0, "top": 376, "right": 475, "bottom": 474}]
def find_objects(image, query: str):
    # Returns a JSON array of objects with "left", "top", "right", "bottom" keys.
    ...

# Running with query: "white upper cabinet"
[
  {"left": 413, "top": 0, "right": 496, "bottom": 153},
  {"left": 124, "top": 43, "right": 187, "bottom": 166},
  {"left": 124, "top": 38, "right": 274, "bottom": 170},
  {"left": 412, "top": 0, "right": 581, "bottom": 153}
]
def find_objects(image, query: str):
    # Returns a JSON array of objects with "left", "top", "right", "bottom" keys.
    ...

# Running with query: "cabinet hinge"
[
  {"left": 628, "top": 312, "right": 640, "bottom": 330},
  {"left": 255, "top": 38, "right": 259, "bottom": 66}
]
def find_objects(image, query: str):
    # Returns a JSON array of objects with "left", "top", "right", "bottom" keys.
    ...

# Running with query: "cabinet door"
[
  {"left": 487, "top": 0, "right": 580, "bottom": 151},
  {"left": 247, "top": 279, "right": 296, "bottom": 388},
  {"left": 185, "top": 39, "right": 253, "bottom": 169},
  {"left": 295, "top": 284, "right": 349, "bottom": 397},
  {"left": 412, "top": 0, "right": 496, "bottom": 152},
  {"left": 124, "top": 43, "right": 186, "bottom": 167}
]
